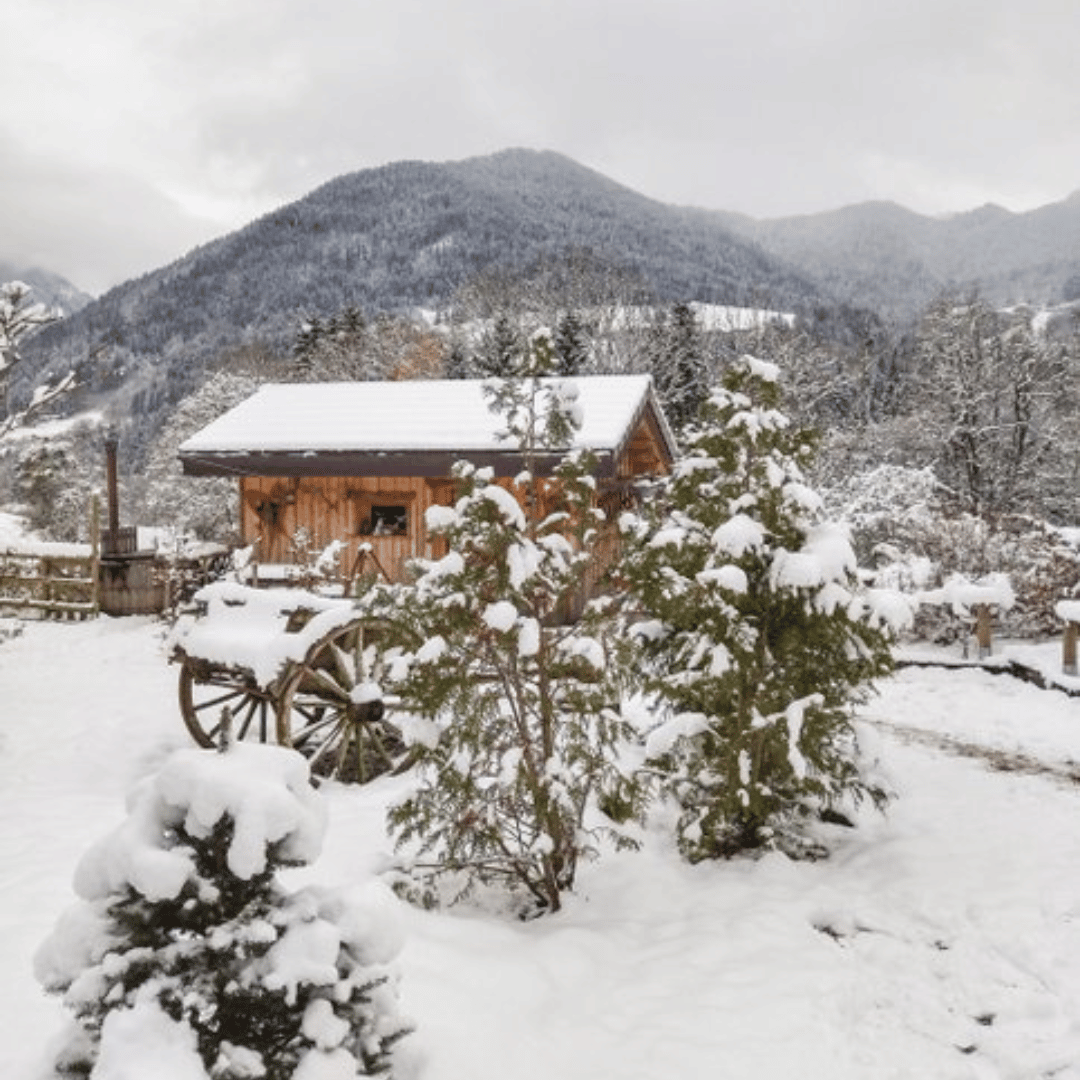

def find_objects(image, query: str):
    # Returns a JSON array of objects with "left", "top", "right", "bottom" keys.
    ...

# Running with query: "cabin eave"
[{"left": 180, "top": 447, "right": 624, "bottom": 479}]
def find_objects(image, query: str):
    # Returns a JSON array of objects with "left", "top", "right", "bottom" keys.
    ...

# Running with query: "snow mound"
[
  {"left": 73, "top": 743, "right": 326, "bottom": 901},
  {"left": 92, "top": 1001, "right": 208, "bottom": 1080}
]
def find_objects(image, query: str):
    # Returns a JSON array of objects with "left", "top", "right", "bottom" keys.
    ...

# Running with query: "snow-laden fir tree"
[
  {"left": 651, "top": 302, "right": 711, "bottom": 433},
  {"left": 620, "top": 354, "right": 903, "bottom": 860},
  {"left": 385, "top": 332, "right": 646, "bottom": 915},
  {"left": 35, "top": 741, "right": 410, "bottom": 1079},
  {"left": 474, "top": 314, "right": 522, "bottom": 378},
  {"left": 443, "top": 341, "right": 472, "bottom": 380},
  {"left": 552, "top": 310, "right": 591, "bottom": 376}
]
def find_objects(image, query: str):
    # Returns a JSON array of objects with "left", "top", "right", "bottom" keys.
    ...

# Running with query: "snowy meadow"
[{"left": 2, "top": 615, "right": 1080, "bottom": 1079}]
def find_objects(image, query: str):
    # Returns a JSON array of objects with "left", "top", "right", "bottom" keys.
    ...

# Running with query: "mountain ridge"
[
  {"left": 12, "top": 148, "right": 824, "bottom": 415},
  {"left": 0, "top": 262, "right": 94, "bottom": 316},
  {"left": 9, "top": 149, "right": 1080, "bottom": 455},
  {"left": 713, "top": 188, "right": 1080, "bottom": 316}
]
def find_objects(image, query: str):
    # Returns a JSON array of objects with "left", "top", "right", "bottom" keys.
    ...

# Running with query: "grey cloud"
[{"left": 0, "top": 139, "right": 223, "bottom": 295}]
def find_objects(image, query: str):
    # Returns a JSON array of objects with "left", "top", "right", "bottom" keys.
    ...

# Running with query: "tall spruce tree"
[
  {"left": 386, "top": 333, "right": 645, "bottom": 915},
  {"left": 292, "top": 314, "right": 325, "bottom": 380},
  {"left": 651, "top": 302, "right": 711, "bottom": 433},
  {"left": 620, "top": 354, "right": 899, "bottom": 860},
  {"left": 552, "top": 310, "right": 591, "bottom": 376},
  {"left": 475, "top": 314, "right": 522, "bottom": 378},
  {"left": 444, "top": 341, "right": 472, "bottom": 379}
]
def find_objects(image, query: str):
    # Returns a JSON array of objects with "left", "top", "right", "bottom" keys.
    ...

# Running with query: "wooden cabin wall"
[
  {"left": 235, "top": 414, "right": 669, "bottom": 592},
  {"left": 239, "top": 475, "right": 454, "bottom": 583}
]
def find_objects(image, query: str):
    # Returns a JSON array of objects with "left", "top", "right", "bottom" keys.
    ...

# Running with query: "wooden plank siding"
[
  {"left": 237, "top": 409, "right": 666, "bottom": 593},
  {"left": 621, "top": 406, "right": 672, "bottom": 479},
  {"left": 240, "top": 474, "right": 455, "bottom": 583}
]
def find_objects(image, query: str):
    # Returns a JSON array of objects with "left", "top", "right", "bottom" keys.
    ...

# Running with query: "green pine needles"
[
  {"left": 620, "top": 355, "right": 898, "bottom": 860},
  {"left": 35, "top": 744, "right": 410, "bottom": 1079},
  {"left": 386, "top": 334, "right": 645, "bottom": 915},
  {"left": 382, "top": 344, "right": 902, "bottom": 915}
]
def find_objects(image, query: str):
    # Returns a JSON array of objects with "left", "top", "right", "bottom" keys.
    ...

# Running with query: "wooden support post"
[
  {"left": 974, "top": 603, "right": 993, "bottom": 659},
  {"left": 42, "top": 556, "right": 55, "bottom": 619},
  {"left": 90, "top": 495, "right": 101, "bottom": 619},
  {"left": 1064, "top": 622, "right": 1078, "bottom": 677},
  {"left": 105, "top": 430, "right": 120, "bottom": 553}
]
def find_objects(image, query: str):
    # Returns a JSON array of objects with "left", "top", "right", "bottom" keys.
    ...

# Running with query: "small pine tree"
[
  {"left": 35, "top": 742, "right": 410, "bottom": 1079},
  {"left": 292, "top": 315, "right": 324, "bottom": 380},
  {"left": 620, "top": 354, "right": 899, "bottom": 860},
  {"left": 552, "top": 310, "right": 591, "bottom": 376},
  {"left": 652, "top": 302, "right": 711, "bottom": 432},
  {"left": 475, "top": 314, "right": 522, "bottom": 378},
  {"left": 443, "top": 341, "right": 472, "bottom": 379},
  {"left": 386, "top": 334, "right": 645, "bottom": 915}
]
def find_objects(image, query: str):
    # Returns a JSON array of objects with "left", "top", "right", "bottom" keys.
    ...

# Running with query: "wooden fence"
[
  {"left": 0, "top": 542, "right": 100, "bottom": 619},
  {"left": 0, "top": 500, "right": 100, "bottom": 620}
]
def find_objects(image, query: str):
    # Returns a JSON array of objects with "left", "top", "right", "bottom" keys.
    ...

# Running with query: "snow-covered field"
[{"left": 3, "top": 616, "right": 1080, "bottom": 1079}]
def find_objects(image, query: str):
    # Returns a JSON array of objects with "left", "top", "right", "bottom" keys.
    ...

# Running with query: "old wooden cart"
[{"left": 170, "top": 581, "right": 409, "bottom": 783}]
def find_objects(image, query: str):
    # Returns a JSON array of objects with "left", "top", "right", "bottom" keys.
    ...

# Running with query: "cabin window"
[{"left": 359, "top": 504, "right": 408, "bottom": 537}]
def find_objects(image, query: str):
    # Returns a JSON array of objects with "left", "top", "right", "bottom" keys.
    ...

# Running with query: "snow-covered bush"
[
  {"left": 620, "top": 355, "right": 904, "bottom": 860},
  {"left": 385, "top": 335, "right": 646, "bottom": 916},
  {"left": 826, "top": 465, "right": 1080, "bottom": 639},
  {"left": 4, "top": 420, "right": 102, "bottom": 541},
  {"left": 35, "top": 742, "right": 410, "bottom": 1079},
  {"left": 819, "top": 463, "right": 943, "bottom": 567}
]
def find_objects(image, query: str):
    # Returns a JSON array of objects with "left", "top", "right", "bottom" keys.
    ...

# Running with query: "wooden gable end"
[{"left": 614, "top": 400, "right": 675, "bottom": 479}]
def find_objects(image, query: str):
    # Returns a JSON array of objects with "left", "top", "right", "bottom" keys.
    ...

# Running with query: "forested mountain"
[
  {"left": 714, "top": 191, "right": 1080, "bottom": 319},
  {"left": 10, "top": 148, "right": 1080, "bottom": 478},
  {"left": 12, "top": 149, "right": 824, "bottom": 425}
]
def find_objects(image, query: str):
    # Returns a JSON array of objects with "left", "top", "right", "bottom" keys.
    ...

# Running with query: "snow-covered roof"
[{"left": 179, "top": 376, "right": 677, "bottom": 479}]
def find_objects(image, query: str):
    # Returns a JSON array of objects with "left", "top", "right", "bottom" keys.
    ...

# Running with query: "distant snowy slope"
[
  {"left": 717, "top": 189, "right": 1080, "bottom": 318},
  {"left": 0, "top": 261, "right": 93, "bottom": 315}
]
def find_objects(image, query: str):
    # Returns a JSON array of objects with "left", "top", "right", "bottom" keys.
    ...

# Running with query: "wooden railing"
[
  {"left": 0, "top": 501, "right": 101, "bottom": 620},
  {"left": 0, "top": 544, "right": 100, "bottom": 619}
]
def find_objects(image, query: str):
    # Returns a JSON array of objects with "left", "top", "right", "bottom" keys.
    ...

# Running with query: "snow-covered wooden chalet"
[{"left": 178, "top": 375, "right": 677, "bottom": 585}]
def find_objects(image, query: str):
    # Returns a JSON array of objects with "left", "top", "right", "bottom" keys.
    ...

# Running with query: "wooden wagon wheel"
[
  {"left": 275, "top": 619, "right": 408, "bottom": 783},
  {"left": 178, "top": 656, "right": 277, "bottom": 749}
]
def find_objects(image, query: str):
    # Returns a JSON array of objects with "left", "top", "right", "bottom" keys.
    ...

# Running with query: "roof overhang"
[{"left": 180, "top": 447, "right": 622, "bottom": 479}]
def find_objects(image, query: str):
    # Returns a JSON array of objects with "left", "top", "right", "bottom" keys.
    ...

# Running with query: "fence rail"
[
  {"left": 0, "top": 501, "right": 101, "bottom": 620},
  {"left": 0, "top": 548, "right": 100, "bottom": 619}
]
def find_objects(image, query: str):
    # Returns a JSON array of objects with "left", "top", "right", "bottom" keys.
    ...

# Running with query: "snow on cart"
[{"left": 169, "top": 581, "right": 408, "bottom": 783}]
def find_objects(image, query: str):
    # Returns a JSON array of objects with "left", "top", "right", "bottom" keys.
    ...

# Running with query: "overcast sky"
[{"left": 3, "top": 0, "right": 1078, "bottom": 295}]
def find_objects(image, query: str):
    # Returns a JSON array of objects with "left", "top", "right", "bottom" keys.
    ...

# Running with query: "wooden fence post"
[
  {"left": 974, "top": 603, "right": 993, "bottom": 659},
  {"left": 1064, "top": 622, "right": 1078, "bottom": 677},
  {"left": 90, "top": 496, "right": 101, "bottom": 618}
]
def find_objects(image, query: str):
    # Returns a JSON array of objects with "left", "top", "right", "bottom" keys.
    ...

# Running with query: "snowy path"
[
  {"left": 873, "top": 716, "right": 1080, "bottom": 788},
  {"left": 2, "top": 620, "right": 1080, "bottom": 1078}
]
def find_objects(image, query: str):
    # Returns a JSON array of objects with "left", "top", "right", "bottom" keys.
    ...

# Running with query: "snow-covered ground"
[
  {"left": 3, "top": 616, "right": 1080, "bottom": 1079},
  {"left": 0, "top": 509, "right": 39, "bottom": 547}
]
